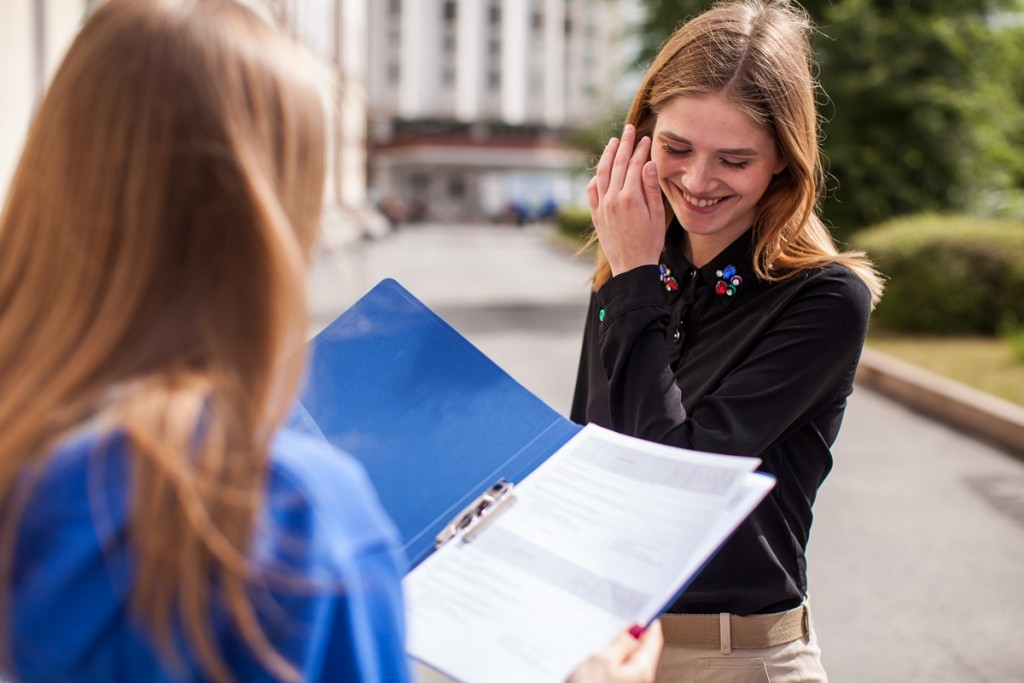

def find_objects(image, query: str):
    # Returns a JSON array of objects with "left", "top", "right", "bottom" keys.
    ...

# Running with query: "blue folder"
[{"left": 295, "top": 278, "right": 582, "bottom": 570}]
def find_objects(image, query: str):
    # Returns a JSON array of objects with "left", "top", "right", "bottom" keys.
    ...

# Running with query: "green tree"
[{"left": 631, "top": 0, "right": 1024, "bottom": 235}]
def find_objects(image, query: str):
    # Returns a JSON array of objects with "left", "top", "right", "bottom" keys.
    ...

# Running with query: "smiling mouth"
[{"left": 682, "top": 192, "right": 724, "bottom": 209}]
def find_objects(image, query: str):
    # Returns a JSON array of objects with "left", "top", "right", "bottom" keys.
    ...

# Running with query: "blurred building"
[
  {"left": 0, "top": 0, "right": 383, "bottom": 242},
  {"left": 367, "top": 0, "right": 631, "bottom": 223},
  {"left": 271, "top": 0, "right": 389, "bottom": 242},
  {"left": 0, "top": 0, "right": 93, "bottom": 199}
]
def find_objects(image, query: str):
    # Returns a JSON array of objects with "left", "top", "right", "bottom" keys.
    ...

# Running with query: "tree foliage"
[{"left": 630, "top": 0, "right": 1024, "bottom": 234}]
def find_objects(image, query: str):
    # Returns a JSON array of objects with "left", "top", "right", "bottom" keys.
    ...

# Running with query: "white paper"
[{"left": 403, "top": 423, "right": 774, "bottom": 683}]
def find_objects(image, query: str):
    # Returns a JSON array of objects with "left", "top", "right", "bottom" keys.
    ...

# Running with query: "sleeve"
[
  {"left": 261, "top": 431, "right": 414, "bottom": 683},
  {"left": 315, "top": 537, "right": 410, "bottom": 682},
  {"left": 593, "top": 264, "right": 871, "bottom": 456}
]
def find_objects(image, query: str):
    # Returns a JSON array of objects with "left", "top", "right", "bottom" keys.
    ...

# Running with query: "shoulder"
[
  {"left": 785, "top": 263, "right": 873, "bottom": 337},
  {"left": 260, "top": 426, "right": 406, "bottom": 576},
  {"left": 259, "top": 428, "right": 411, "bottom": 682},
  {"left": 20, "top": 426, "right": 130, "bottom": 533},
  {"left": 10, "top": 427, "right": 134, "bottom": 680},
  {"left": 788, "top": 262, "right": 872, "bottom": 312}
]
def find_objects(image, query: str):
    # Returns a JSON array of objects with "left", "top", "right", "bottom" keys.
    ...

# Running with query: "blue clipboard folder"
[{"left": 295, "top": 278, "right": 582, "bottom": 571}]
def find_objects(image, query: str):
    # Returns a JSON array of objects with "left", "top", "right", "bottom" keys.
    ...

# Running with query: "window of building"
[
  {"left": 410, "top": 173, "right": 430, "bottom": 192},
  {"left": 449, "top": 176, "right": 465, "bottom": 199}
]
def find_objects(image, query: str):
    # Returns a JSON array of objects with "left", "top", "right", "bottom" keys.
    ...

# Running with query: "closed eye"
[
  {"left": 662, "top": 144, "right": 690, "bottom": 158},
  {"left": 662, "top": 145, "right": 751, "bottom": 170}
]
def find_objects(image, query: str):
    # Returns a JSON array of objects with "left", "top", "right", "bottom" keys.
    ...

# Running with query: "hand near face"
[{"left": 586, "top": 124, "right": 666, "bottom": 277}]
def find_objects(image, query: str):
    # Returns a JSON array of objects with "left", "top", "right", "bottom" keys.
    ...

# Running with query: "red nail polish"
[{"left": 629, "top": 624, "right": 646, "bottom": 639}]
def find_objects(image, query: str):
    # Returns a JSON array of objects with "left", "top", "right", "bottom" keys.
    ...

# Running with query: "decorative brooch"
[
  {"left": 715, "top": 265, "right": 743, "bottom": 296},
  {"left": 659, "top": 264, "right": 679, "bottom": 292}
]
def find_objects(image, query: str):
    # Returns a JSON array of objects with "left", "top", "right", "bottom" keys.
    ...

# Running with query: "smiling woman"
[{"left": 572, "top": 1, "right": 885, "bottom": 682}]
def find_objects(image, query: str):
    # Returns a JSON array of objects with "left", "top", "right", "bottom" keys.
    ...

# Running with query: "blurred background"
[
  {"left": 5, "top": 0, "right": 1024, "bottom": 229},
  {"left": 3, "top": 1, "right": 1024, "bottom": 681},
  {"left": 4, "top": 0, "right": 1024, "bottom": 392}
]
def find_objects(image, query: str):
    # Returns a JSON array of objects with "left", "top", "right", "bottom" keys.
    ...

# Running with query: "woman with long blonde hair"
[
  {"left": 572, "top": 1, "right": 884, "bottom": 681},
  {"left": 0, "top": 1, "right": 664, "bottom": 681},
  {"left": 0, "top": 0, "right": 410, "bottom": 680}
]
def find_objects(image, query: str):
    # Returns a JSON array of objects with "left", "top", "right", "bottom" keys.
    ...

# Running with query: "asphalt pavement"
[{"left": 308, "top": 221, "right": 1024, "bottom": 683}]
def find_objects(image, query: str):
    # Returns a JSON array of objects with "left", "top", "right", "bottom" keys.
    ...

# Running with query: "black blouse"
[{"left": 570, "top": 222, "right": 872, "bottom": 615}]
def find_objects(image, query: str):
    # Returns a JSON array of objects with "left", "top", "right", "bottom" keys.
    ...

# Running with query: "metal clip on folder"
[{"left": 434, "top": 479, "right": 517, "bottom": 549}]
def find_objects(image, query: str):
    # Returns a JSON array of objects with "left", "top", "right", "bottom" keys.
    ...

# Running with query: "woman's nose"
[{"left": 682, "top": 156, "right": 715, "bottom": 194}]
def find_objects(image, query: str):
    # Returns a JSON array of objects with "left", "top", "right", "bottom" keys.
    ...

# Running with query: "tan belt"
[{"left": 660, "top": 603, "right": 808, "bottom": 650}]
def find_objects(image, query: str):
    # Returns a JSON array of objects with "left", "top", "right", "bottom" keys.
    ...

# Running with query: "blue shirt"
[{"left": 8, "top": 424, "right": 412, "bottom": 682}]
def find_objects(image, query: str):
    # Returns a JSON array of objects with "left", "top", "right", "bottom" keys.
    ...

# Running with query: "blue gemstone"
[{"left": 723, "top": 265, "right": 736, "bottom": 279}]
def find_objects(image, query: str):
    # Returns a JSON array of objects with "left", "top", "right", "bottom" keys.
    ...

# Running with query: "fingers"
[
  {"left": 607, "top": 124, "right": 637, "bottom": 194},
  {"left": 599, "top": 628, "right": 641, "bottom": 666},
  {"left": 630, "top": 619, "right": 664, "bottom": 674},
  {"left": 622, "top": 136, "right": 655, "bottom": 212},
  {"left": 586, "top": 176, "right": 601, "bottom": 231},
  {"left": 592, "top": 135, "right": 619, "bottom": 201},
  {"left": 595, "top": 124, "right": 648, "bottom": 197},
  {"left": 641, "top": 159, "right": 665, "bottom": 225},
  {"left": 564, "top": 621, "right": 665, "bottom": 683}
]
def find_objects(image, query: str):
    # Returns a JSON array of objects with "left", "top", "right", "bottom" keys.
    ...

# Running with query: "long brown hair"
[
  {"left": 0, "top": 0, "right": 325, "bottom": 680},
  {"left": 590, "top": 0, "right": 883, "bottom": 306}
]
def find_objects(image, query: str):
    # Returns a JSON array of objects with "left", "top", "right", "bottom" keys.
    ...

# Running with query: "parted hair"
[
  {"left": 591, "top": 0, "right": 883, "bottom": 305},
  {"left": 0, "top": 0, "right": 325, "bottom": 680}
]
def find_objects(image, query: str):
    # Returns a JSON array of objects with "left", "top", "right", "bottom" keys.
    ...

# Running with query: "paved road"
[{"left": 309, "top": 222, "right": 1024, "bottom": 683}]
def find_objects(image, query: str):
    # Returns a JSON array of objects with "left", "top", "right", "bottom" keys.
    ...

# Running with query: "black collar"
[{"left": 663, "top": 221, "right": 756, "bottom": 306}]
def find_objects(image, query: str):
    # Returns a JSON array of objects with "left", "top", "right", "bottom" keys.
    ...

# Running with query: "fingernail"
[{"left": 629, "top": 623, "right": 646, "bottom": 639}]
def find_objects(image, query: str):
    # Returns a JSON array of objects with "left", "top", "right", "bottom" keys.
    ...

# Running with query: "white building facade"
[
  {"left": 367, "top": 0, "right": 629, "bottom": 223},
  {"left": 0, "top": 0, "right": 378, "bottom": 240},
  {"left": 0, "top": 0, "right": 94, "bottom": 198}
]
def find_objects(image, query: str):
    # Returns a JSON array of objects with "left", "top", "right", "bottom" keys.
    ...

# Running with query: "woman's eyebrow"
[{"left": 656, "top": 131, "right": 760, "bottom": 156}]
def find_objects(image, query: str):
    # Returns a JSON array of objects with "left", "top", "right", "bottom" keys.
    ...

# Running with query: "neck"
[{"left": 682, "top": 235, "right": 727, "bottom": 268}]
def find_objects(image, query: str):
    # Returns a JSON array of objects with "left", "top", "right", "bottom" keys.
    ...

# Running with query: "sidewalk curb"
[{"left": 855, "top": 347, "right": 1024, "bottom": 459}]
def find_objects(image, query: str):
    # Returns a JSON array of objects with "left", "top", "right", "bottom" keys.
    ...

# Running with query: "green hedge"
[
  {"left": 851, "top": 214, "right": 1024, "bottom": 334},
  {"left": 555, "top": 207, "right": 594, "bottom": 242}
]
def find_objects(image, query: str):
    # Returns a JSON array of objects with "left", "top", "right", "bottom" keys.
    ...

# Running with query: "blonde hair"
[
  {"left": 590, "top": 0, "right": 883, "bottom": 306},
  {"left": 0, "top": 0, "right": 325, "bottom": 680}
]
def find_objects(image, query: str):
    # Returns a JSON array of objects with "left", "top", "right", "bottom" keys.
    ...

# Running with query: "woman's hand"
[
  {"left": 566, "top": 620, "right": 664, "bottom": 683},
  {"left": 586, "top": 124, "right": 666, "bottom": 277}
]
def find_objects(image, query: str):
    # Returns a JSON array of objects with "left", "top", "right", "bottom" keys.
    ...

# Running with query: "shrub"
[
  {"left": 1004, "top": 325, "right": 1024, "bottom": 364},
  {"left": 555, "top": 207, "right": 594, "bottom": 243},
  {"left": 850, "top": 214, "right": 1024, "bottom": 334}
]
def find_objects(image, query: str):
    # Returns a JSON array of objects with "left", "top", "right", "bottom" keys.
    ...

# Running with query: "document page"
[{"left": 403, "top": 423, "right": 773, "bottom": 683}]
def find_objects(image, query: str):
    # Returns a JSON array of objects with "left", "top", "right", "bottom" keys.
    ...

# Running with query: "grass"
[{"left": 866, "top": 332, "right": 1024, "bottom": 407}]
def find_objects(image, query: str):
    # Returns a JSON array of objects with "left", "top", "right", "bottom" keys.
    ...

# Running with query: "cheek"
[{"left": 651, "top": 152, "right": 678, "bottom": 183}]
